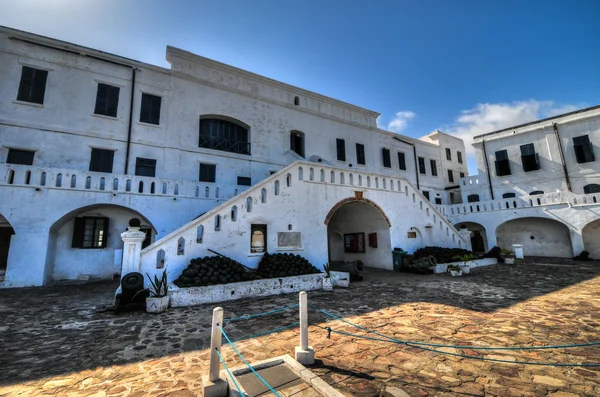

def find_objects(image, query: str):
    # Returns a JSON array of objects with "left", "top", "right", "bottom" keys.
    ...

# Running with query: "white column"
[
  {"left": 295, "top": 291, "right": 315, "bottom": 365},
  {"left": 570, "top": 229, "right": 585, "bottom": 257},
  {"left": 202, "top": 307, "right": 228, "bottom": 397},
  {"left": 120, "top": 225, "right": 146, "bottom": 278},
  {"left": 458, "top": 229, "right": 473, "bottom": 251}
]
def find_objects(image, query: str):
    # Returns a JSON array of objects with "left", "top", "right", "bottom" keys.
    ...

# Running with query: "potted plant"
[
  {"left": 322, "top": 264, "right": 333, "bottom": 291},
  {"left": 500, "top": 248, "right": 515, "bottom": 265},
  {"left": 447, "top": 264, "right": 462, "bottom": 277},
  {"left": 453, "top": 253, "right": 476, "bottom": 275},
  {"left": 145, "top": 270, "right": 170, "bottom": 313}
]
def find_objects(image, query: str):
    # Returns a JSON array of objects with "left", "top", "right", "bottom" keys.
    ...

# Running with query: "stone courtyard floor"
[{"left": 1, "top": 259, "right": 600, "bottom": 396}]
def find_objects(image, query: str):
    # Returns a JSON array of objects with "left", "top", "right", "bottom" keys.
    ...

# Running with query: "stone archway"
[
  {"left": 0, "top": 213, "right": 15, "bottom": 282},
  {"left": 326, "top": 198, "right": 392, "bottom": 270},
  {"left": 454, "top": 221, "right": 489, "bottom": 253},
  {"left": 582, "top": 219, "right": 600, "bottom": 259},
  {"left": 495, "top": 217, "right": 572, "bottom": 258}
]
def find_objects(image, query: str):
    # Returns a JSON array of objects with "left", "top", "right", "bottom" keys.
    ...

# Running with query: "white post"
[
  {"left": 120, "top": 220, "right": 147, "bottom": 278},
  {"left": 202, "top": 307, "right": 228, "bottom": 397},
  {"left": 295, "top": 291, "right": 315, "bottom": 365}
]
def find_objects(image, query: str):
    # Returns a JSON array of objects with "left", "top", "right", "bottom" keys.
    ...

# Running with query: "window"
[
  {"left": 140, "top": 93, "right": 161, "bottom": 125},
  {"left": 237, "top": 176, "right": 251, "bottom": 186},
  {"left": 89, "top": 148, "right": 114, "bottom": 173},
  {"left": 397, "top": 152, "right": 406, "bottom": 170},
  {"left": 430, "top": 159, "right": 437, "bottom": 176},
  {"left": 494, "top": 150, "right": 511, "bottom": 176},
  {"left": 502, "top": 192, "right": 516, "bottom": 198},
  {"left": 135, "top": 157, "right": 156, "bottom": 177},
  {"left": 94, "top": 83, "right": 120, "bottom": 117},
  {"left": 382, "top": 148, "right": 391, "bottom": 168},
  {"left": 573, "top": 135, "right": 595, "bottom": 164},
  {"left": 530, "top": 190, "right": 544, "bottom": 195},
  {"left": 356, "top": 143, "right": 365, "bottom": 165},
  {"left": 7, "top": 149, "right": 35, "bottom": 165},
  {"left": 467, "top": 194, "right": 480, "bottom": 203},
  {"left": 336, "top": 139, "right": 346, "bottom": 161},
  {"left": 199, "top": 118, "right": 250, "bottom": 155},
  {"left": 584, "top": 184, "right": 600, "bottom": 194},
  {"left": 460, "top": 172, "right": 465, "bottom": 178},
  {"left": 199, "top": 163, "right": 216, "bottom": 182},
  {"left": 344, "top": 233, "right": 365, "bottom": 253},
  {"left": 418, "top": 157, "right": 426, "bottom": 174},
  {"left": 17, "top": 66, "right": 48, "bottom": 104},
  {"left": 290, "top": 130, "right": 304, "bottom": 158},
  {"left": 423, "top": 191, "right": 430, "bottom": 200},
  {"left": 457, "top": 151, "right": 463, "bottom": 164},
  {"left": 445, "top": 148, "right": 452, "bottom": 161},
  {"left": 72, "top": 217, "right": 109, "bottom": 248},
  {"left": 435, "top": 198, "right": 442, "bottom": 205},
  {"left": 520, "top": 143, "right": 540, "bottom": 172},
  {"left": 447, "top": 169, "right": 454, "bottom": 183},
  {"left": 294, "top": 96, "right": 299, "bottom": 106},
  {"left": 251, "top": 224, "right": 267, "bottom": 253}
]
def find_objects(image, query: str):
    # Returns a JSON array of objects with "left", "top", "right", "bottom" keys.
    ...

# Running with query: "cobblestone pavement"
[{"left": 1, "top": 259, "right": 600, "bottom": 396}]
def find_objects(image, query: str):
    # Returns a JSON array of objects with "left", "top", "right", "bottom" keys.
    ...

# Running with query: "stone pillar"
[
  {"left": 570, "top": 229, "right": 585, "bottom": 257},
  {"left": 458, "top": 229, "right": 473, "bottom": 251},
  {"left": 120, "top": 218, "right": 147, "bottom": 278}
]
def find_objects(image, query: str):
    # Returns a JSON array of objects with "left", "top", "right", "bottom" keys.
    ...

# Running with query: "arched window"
[
  {"left": 99, "top": 177, "right": 105, "bottom": 190},
  {"left": 196, "top": 225, "right": 204, "bottom": 243},
  {"left": 174, "top": 184, "right": 179, "bottom": 195},
  {"left": 231, "top": 206, "right": 237, "bottom": 221},
  {"left": 195, "top": 186, "right": 200, "bottom": 197},
  {"left": 205, "top": 186, "right": 210, "bottom": 198},
  {"left": 214, "top": 215, "right": 221, "bottom": 231},
  {"left": 125, "top": 179, "right": 130, "bottom": 191},
  {"left": 290, "top": 130, "right": 305, "bottom": 158},
  {"left": 150, "top": 182, "right": 155, "bottom": 194},
  {"left": 177, "top": 237, "right": 185, "bottom": 255},
  {"left": 286, "top": 173, "right": 292, "bottom": 187},
  {"left": 330, "top": 171, "right": 335, "bottom": 183},
  {"left": 274, "top": 180, "right": 280, "bottom": 195},
  {"left": 246, "top": 197, "right": 252, "bottom": 212},
  {"left": 298, "top": 167, "right": 303, "bottom": 180},
  {"left": 199, "top": 116, "right": 250, "bottom": 155},
  {"left": 340, "top": 172, "right": 345, "bottom": 184},
  {"left": 583, "top": 184, "right": 600, "bottom": 194},
  {"left": 309, "top": 168, "right": 314, "bottom": 181},
  {"left": 113, "top": 178, "right": 119, "bottom": 191},
  {"left": 502, "top": 192, "right": 516, "bottom": 198},
  {"left": 467, "top": 194, "right": 480, "bottom": 203},
  {"left": 70, "top": 175, "right": 77, "bottom": 188},
  {"left": 530, "top": 190, "right": 544, "bottom": 195},
  {"left": 56, "top": 173, "right": 62, "bottom": 187},
  {"left": 320, "top": 169, "right": 325, "bottom": 182},
  {"left": 138, "top": 181, "right": 143, "bottom": 193},
  {"left": 294, "top": 96, "right": 300, "bottom": 106},
  {"left": 261, "top": 188, "right": 267, "bottom": 203}
]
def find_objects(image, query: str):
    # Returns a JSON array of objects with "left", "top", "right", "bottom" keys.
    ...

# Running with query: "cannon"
[{"left": 329, "top": 260, "right": 364, "bottom": 276}]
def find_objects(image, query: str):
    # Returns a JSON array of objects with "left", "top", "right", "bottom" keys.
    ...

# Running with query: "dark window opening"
[
  {"left": 467, "top": 194, "right": 480, "bottom": 203},
  {"left": 435, "top": 198, "right": 442, "bottom": 205},
  {"left": 140, "top": 227, "right": 152, "bottom": 249},
  {"left": 294, "top": 96, "right": 299, "bottom": 106},
  {"left": 530, "top": 190, "right": 544, "bottom": 195},
  {"left": 7, "top": 149, "right": 35, "bottom": 165},
  {"left": 356, "top": 143, "right": 365, "bottom": 165},
  {"left": 17, "top": 66, "right": 48, "bottom": 104},
  {"left": 135, "top": 157, "right": 156, "bottom": 177},
  {"left": 573, "top": 135, "right": 595, "bottom": 164},
  {"left": 251, "top": 224, "right": 267, "bottom": 253},
  {"left": 447, "top": 169, "right": 454, "bottom": 183},
  {"left": 583, "top": 184, "right": 600, "bottom": 194},
  {"left": 502, "top": 192, "right": 516, "bottom": 198},
  {"left": 457, "top": 151, "right": 463, "bottom": 164},
  {"left": 494, "top": 150, "right": 511, "bottom": 176},
  {"left": 445, "top": 148, "right": 452, "bottom": 161},
  {"left": 199, "top": 118, "right": 250, "bottom": 155},
  {"left": 418, "top": 157, "right": 426, "bottom": 174},
  {"left": 89, "top": 148, "right": 114, "bottom": 173},
  {"left": 430, "top": 159, "right": 437, "bottom": 176},
  {"left": 72, "top": 217, "right": 109, "bottom": 249},
  {"left": 520, "top": 143, "right": 540, "bottom": 172},
  {"left": 199, "top": 163, "right": 216, "bottom": 183},
  {"left": 398, "top": 152, "right": 406, "bottom": 170},
  {"left": 237, "top": 176, "right": 251, "bottom": 186},
  {"left": 382, "top": 148, "right": 391, "bottom": 168},
  {"left": 423, "top": 191, "right": 430, "bottom": 200},
  {"left": 94, "top": 83, "right": 120, "bottom": 117},
  {"left": 140, "top": 93, "right": 161, "bottom": 125},
  {"left": 460, "top": 172, "right": 465, "bottom": 178},
  {"left": 336, "top": 139, "right": 346, "bottom": 161},
  {"left": 344, "top": 232, "right": 365, "bottom": 253},
  {"left": 290, "top": 131, "right": 305, "bottom": 158}
]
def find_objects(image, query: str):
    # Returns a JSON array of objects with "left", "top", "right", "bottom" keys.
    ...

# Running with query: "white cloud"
[
  {"left": 445, "top": 100, "right": 584, "bottom": 155},
  {"left": 384, "top": 111, "right": 416, "bottom": 133}
]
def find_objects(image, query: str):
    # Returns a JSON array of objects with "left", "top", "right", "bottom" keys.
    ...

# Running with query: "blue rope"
[
  {"left": 310, "top": 304, "right": 600, "bottom": 351},
  {"left": 215, "top": 347, "right": 244, "bottom": 396},
  {"left": 231, "top": 322, "right": 300, "bottom": 343},
  {"left": 224, "top": 304, "right": 299, "bottom": 323},
  {"left": 314, "top": 325, "right": 600, "bottom": 367},
  {"left": 219, "top": 325, "right": 282, "bottom": 397}
]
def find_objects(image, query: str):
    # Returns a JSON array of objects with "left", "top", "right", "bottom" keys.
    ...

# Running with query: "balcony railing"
[{"left": 198, "top": 134, "right": 251, "bottom": 155}]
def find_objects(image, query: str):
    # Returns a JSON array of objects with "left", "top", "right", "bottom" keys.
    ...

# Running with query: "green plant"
[
  {"left": 447, "top": 264, "right": 462, "bottom": 272},
  {"left": 453, "top": 253, "right": 476, "bottom": 267},
  {"left": 500, "top": 248, "right": 513, "bottom": 257},
  {"left": 146, "top": 270, "right": 169, "bottom": 297},
  {"left": 323, "top": 263, "right": 332, "bottom": 278}
]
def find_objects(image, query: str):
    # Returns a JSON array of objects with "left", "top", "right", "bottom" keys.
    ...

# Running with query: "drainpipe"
[
  {"left": 481, "top": 140, "right": 494, "bottom": 200},
  {"left": 393, "top": 137, "right": 419, "bottom": 189},
  {"left": 553, "top": 123, "right": 572, "bottom": 192},
  {"left": 124, "top": 68, "right": 136, "bottom": 175}
]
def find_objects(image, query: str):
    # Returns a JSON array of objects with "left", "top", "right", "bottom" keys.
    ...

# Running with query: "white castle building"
[{"left": 0, "top": 26, "right": 598, "bottom": 288}]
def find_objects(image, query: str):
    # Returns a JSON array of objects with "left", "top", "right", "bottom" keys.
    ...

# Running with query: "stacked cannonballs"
[
  {"left": 256, "top": 252, "right": 320, "bottom": 278},
  {"left": 174, "top": 256, "right": 259, "bottom": 288}
]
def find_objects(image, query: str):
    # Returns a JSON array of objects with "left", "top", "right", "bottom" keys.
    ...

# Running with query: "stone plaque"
[{"left": 278, "top": 232, "right": 302, "bottom": 248}]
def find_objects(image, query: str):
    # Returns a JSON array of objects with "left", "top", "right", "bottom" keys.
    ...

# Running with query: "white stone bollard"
[
  {"left": 202, "top": 307, "right": 228, "bottom": 397},
  {"left": 120, "top": 221, "right": 146, "bottom": 278},
  {"left": 295, "top": 291, "right": 315, "bottom": 365}
]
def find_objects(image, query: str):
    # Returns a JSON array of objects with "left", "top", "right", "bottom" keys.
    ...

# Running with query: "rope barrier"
[
  {"left": 215, "top": 347, "right": 244, "bottom": 396},
  {"left": 223, "top": 304, "right": 299, "bottom": 323},
  {"left": 219, "top": 325, "right": 282, "bottom": 396},
  {"left": 231, "top": 322, "right": 300, "bottom": 343}
]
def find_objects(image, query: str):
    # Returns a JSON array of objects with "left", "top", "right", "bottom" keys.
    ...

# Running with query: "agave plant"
[
  {"left": 322, "top": 263, "right": 332, "bottom": 278},
  {"left": 146, "top": 270, "right": 169, "bottom": 297}
]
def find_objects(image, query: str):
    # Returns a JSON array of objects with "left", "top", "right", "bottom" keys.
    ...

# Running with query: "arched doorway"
[
  {"left": 48, "top": 204, "right": 156, "bottom": 282},
  {"left": 325, "top": 198, "right": 392, "bottom": 270},
  {"left": 455, "top": 221, "right": 488, "bottom": 253},
  {"left": 0, "top": 214, "right": 15, "bottom": 282},
  {"left": 495, "top": 217, "right": 572, "bottom": 258},
  {"left": 582, "top": 219, "right": 600, "bottom": 259}
]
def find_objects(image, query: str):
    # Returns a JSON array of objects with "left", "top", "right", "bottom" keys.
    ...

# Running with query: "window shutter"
[
  {"left": 33, "top": 70, "right": 48, "bottom": 104},
  {"left": 72, "top": 218, "right": 85, "bottom": 248},
  {"left": 101, "top": 217, "right": 110, "bottom": 248}
]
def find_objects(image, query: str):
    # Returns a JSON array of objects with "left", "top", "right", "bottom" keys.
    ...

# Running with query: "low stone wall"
[
  {"left": 432, "top": 258, "right": 498, "bottom": 274},
  {"left": 169, "top": 272, "right": 348, "bottom": 307}
]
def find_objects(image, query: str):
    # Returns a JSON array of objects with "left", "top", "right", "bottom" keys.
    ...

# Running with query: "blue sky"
[{"left": 2, "top": 0, "right": 599, "bottom": 174}]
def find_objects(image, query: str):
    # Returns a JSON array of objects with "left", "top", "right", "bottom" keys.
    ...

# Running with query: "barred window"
[{"left": 199, "top": 118, "right": 250, "bottom": 155}]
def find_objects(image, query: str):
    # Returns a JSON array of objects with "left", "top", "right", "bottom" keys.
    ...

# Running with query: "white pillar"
[
  {"left": 203, "top": 307, "right": 228, "bottom": 397},
  {"left": 570, "top": 229, "right": 585, "bottom": 257},
  {"left": 295, "top": 291, "right": 315, "bottom": 365},
  {"left": 120, "top": 224, "right": 146, "bottom": 278},
  {"left": 458, "top": 229, "right": 473, "bottom": 251}
]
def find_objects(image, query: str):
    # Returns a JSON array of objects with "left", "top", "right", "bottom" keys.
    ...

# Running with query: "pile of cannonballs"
[{"left": 256, "top": 252, "right": 321, "bottom": 278}]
